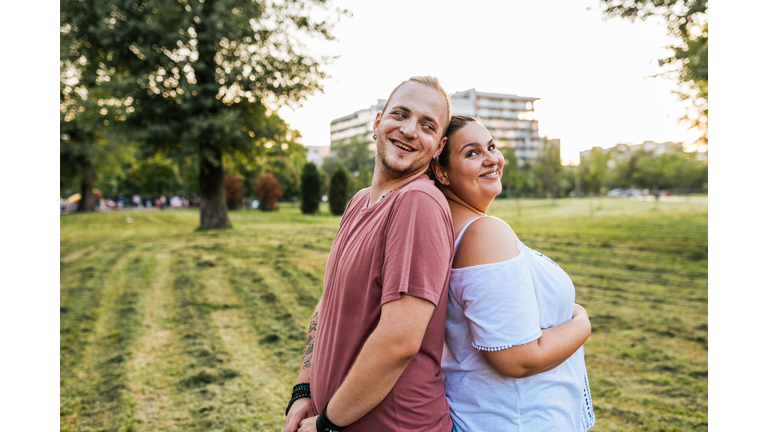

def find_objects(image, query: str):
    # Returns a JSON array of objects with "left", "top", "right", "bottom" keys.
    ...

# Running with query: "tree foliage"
[
  {"left": 580, "top": 147, "right": 610, "bottom": 194},
  {"left": 329, "top": 167, "right": 351, "bottom": 216},
  {"left": 499, "top": 147, "right": 527, "bottom": 198},
  {"left": 254, "top": 173, "right": 282, "bottom": 211},
  {"left": 61, "top": 0, "right": 347, "bottom": 227},
  {"left": 533, "top": 137, "right": 563, "bottom": 200},
  {"left": 600, "top": 0, "right": 708, "bottom": 146},
  {"left": 300, "top": 162, "right": 322, "bottom": 214},
  {"left": 322, "top": 133, "right": 375, "bottom": 192},
  {"left": 127, "top": 156, "right": 182, "bottom": 198},
  {"left": 581, "top": 145, "right": 707, "bottom": 193}
]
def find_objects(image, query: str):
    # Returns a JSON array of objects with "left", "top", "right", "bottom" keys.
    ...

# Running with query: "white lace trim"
[{"left": 471, "top": 332, "right": 542, "bottom": 352}]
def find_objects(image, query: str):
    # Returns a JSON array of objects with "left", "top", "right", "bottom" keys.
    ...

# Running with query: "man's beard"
[{"left": 375, "top": 137, "right": 428, "bottom": 180}]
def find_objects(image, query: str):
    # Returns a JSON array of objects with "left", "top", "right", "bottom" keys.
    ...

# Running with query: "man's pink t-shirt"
[{"left": 310, "top": 175, "right": 454, "bottom": 432}]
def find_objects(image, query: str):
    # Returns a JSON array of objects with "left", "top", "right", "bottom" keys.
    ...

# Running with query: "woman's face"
[{"left": 438, "top": 122, "right": 504, "bottom": 207}]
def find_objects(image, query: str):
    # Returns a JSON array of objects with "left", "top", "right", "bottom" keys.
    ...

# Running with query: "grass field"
[{"left": 60, "top": 197, "right": 708, "bottom": 431}]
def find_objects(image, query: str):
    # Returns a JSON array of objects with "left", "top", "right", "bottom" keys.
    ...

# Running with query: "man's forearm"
[
  {"left": 324, "top": 294, "right": 435, "bottom": 427},
  {"left": 297, "top": 302, "right": 321, "bottom": 383}
]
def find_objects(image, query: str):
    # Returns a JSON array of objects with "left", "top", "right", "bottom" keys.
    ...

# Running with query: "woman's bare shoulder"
[{"left": 453, "top": 216, "right": 521, "bottom": 268}]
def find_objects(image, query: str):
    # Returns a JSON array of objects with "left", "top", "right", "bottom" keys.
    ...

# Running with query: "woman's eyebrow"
[{"left": 460, "top": 142, "right": 481, "bottom": 152}]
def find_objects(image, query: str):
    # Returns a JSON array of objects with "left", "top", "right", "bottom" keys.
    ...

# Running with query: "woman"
[{"left": 429, "top": 116, "right": 595, "bottom": 431}]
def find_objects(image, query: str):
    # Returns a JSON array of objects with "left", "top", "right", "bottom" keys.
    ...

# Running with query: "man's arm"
[
  {"left": 298, "top": 294, "right": 435, "bottom": 431},
  {"left": 285, "top": 300, "right": 321, "bottom": 432}
]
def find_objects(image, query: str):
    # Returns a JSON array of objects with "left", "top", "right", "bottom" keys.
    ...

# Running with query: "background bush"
[
  {"left": 224, "top": 174, "right": 244, "bottom": 210},
  {"left": 329, "top": 167, "right": 351, "bottom": 216},
  {"left": 300, "top": 162, "right": 322, "bottom": 214},
  {"left": 254, "top": 173, "right": 282, "bottom": 211}
]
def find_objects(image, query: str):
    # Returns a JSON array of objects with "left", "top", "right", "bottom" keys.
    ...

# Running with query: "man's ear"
[
  {"left": 433, "top": 136, "right": 447, "bottom": 160},
  {"left": 373, "top": 111, "right": 382, "bottom": 136},
  {"left": 431, "top": 159, "right": 450, "bottom": 187}
]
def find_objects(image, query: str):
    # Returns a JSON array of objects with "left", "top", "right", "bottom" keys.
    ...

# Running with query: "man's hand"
[
  {"left": 298, "top": 415, "right": 319, "bottom": 432},
  {"left": 285, "top": 398, "right": 314, "bottom": 432}
]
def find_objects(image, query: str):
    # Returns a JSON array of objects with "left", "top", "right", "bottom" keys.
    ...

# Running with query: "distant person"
[
  {"left": 145, "top": 199, "right": 152, "bottom": 208},
  {"left": 133, "top": 194, "right": 141, "bottom": 208},
  {"left": 287, "top": 76, "right": 454, "bottom": 432},
  {"left": 428, "top": 116, "right": 595, "bottom": 431}
]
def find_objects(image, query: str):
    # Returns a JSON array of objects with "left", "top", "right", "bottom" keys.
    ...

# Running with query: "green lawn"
[{"left": 60, "top": 197, "right": 707, "bottom": 431}]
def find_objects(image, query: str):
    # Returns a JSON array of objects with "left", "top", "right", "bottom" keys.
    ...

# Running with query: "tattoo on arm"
[{"left": 300, "top": 311, "right": 319, "bottom": 371}]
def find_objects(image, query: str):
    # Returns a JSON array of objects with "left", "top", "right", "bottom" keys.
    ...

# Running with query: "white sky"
[{"left": 278, "top": 0, "right": 698, "bottom": 164}]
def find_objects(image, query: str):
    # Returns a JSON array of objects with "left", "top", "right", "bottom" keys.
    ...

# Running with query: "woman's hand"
[{"left": 285, "top": 398, "right": 314, "bottom": 432}]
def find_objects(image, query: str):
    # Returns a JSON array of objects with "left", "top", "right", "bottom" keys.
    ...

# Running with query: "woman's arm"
[
  {"left": 482, "top": 304, "right": 591, "bottom": 378},
  {"left": 454, "top": 217, "right": 591, "bottom": 379}
]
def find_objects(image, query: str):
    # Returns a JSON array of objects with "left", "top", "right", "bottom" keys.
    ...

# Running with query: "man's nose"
[{"left": 400, "top": 118, "right": 418, "bottom": 139}]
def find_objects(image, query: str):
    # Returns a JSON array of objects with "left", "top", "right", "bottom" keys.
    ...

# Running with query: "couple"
[{"left": 284, "top": 77, "right": 595, "bottom": 432}]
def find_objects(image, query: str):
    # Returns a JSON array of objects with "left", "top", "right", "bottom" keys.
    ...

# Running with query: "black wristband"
[
  {"left": 285, "top": 383, "right": 311, "bottom": 416},
  {"left": 316, "top": 403, "right": 346, "bottom": 432}
]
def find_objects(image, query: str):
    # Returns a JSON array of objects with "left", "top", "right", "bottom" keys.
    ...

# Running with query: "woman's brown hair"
[{"left": 427, "top": 115, "right": 478, "bottom": 181}]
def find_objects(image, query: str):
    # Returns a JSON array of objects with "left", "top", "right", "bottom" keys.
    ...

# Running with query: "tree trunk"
[
  {"left": 78, "top": 159, "right": 96, "bottom": 213},
  {"left": 199, "top": 147, "right": 231, "bottom": 229}
]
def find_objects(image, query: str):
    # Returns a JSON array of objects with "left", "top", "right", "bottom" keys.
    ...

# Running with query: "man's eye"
[{"left": 424, "top": 124, "right": 435, "bottom": 131}]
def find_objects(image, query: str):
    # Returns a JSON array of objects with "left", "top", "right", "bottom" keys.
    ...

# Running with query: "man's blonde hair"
[{"left": 380, "top": 76, "right": 451, "bottom": 136}]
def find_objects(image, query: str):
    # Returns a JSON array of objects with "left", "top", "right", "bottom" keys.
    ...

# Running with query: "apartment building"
[{"left": 329, "top": 89, "right": 543, "bottom": 163}]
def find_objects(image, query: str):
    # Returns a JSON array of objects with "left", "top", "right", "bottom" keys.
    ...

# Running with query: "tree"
[
  {"left": 533, "top": 137, "right": 563, "bottom": 203},
  {"left": 224, "top": 174, "right": 244, "bottom": 210},
  {"left": 329, "top": 167, "right": 351, "bottom": 216},
  {"left": 61, "top": 0, "right": 347, "bottom": 228},
  {"left": 322, "top": 134, "right": 375, "bottom": 180},
  {"left": 60, "top": 2, "right": 129, "bottom": 212},
  {"left": 254, "top": 173, "right": 282, "bottom": 211},
  {"left": 600, "top": 0, "right": 708, "bottom": 147},
  {"left": 300, "top": 162, "right": 322, "bottom": 214},
  {"left": 126, "top": 156, "right": 181, "bottom": 198},
  {"left": 580, "top": 147, "right": 610, "bottom": 216}
]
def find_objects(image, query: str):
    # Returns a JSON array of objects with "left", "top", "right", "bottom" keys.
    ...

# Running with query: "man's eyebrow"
[
  {"left": 421, "top": 114, "right": 438, "bottom": 124},
  {"left": 390, "top": 105, "right": 411, "bottom": 114}
]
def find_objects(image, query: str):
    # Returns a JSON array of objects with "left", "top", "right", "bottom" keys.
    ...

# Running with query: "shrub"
[
  {"left": 300, "top": 162, "right": 322, "bottom": 214},
  {"left": 329, "top": 167, "right": 351, "bottom": 216},
  {"left": 224, "top": 174, "right": 244, "bottom": 210},
  {"left": 254, "top": 173, "right": 282, "bottom": 211}
]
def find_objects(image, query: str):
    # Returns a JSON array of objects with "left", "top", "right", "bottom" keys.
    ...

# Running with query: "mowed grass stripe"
[
  {"left": 126, "top": 250, "right": 197, "bottom": 431},
  {"left": 60, "top": 245, "right": 150, "bottom": 432}
]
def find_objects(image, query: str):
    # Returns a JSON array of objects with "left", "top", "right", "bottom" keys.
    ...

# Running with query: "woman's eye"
[
  {"left": 466, "top": 150, "right": 478, "bottom": 157},
  {"left": 489, "top": 144, "right": 496, "bottom": 151}
]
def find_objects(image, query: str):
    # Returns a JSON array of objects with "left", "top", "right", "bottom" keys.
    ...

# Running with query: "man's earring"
[{"left": 372, "top": 133, "right": 378, "bottom": 140}]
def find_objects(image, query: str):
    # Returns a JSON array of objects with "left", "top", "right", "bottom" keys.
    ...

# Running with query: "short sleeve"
[
  {"left": 380, "top": 191, "right": 453, "bottom": 306},
  {"left": 453, "top": 259, "right": 542, "bottom": 351}
]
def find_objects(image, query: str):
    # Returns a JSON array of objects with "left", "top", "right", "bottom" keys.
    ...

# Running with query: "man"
[{"left": 285, "top": 76, "right": 454, "bottom": 432}]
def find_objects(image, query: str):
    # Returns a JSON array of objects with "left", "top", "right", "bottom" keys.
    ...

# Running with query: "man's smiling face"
[{"left": 373, "top": 82, "right": 448, "bottom": 180}]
